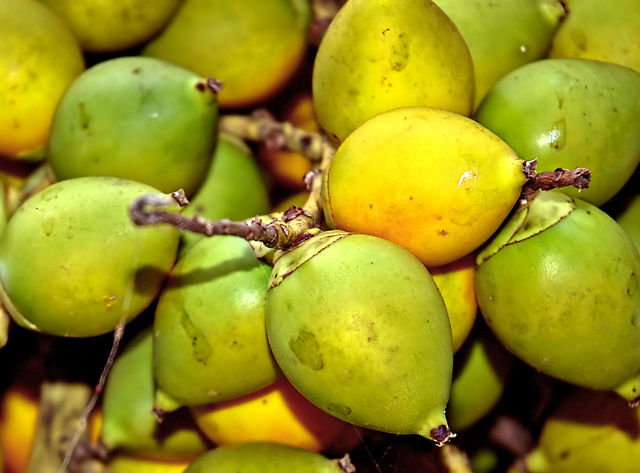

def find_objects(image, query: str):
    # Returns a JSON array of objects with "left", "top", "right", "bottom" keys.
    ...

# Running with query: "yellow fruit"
[
  {"left": 0, "top": 387, "right": 38, "bottom": 473},
  {"left": 312, "top": 0, "right": 474, "bottom": 144},
  {"left": 190, "top": 376, "right": 351, "bottom": 453},
  {"left": 430, "top": 254, "right": 478, "bottom": 353},
  {"left": 323, "top": 107, "right": 527, "bottom": 267},
  {"left": 0, "top": 0, "right": 84, "bottom": 160},
  {"left": 108, "top": 454, "right": 191, "bottom": 473},
  {"left": 143, "top": 0, "right": 312, "bottom": 109},
  {"left": 38, "top": 0, "right": 181, "bottom": 53}
]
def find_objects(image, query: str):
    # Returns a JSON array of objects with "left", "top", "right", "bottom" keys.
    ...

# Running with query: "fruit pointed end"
[{"left": 430, "top": 424, "right": 456, "bottom": 447}]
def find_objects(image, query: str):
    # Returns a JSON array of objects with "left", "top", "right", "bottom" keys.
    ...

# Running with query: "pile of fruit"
[{"left": 1, "top": 0, "right": 639, "bottom": 471}]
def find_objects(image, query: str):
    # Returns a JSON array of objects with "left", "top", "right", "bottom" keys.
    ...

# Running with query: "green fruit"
[
  {"left": 474, "top": 58, "right": 640, "bottom": 206},
  {"left": 37, "top": 0, "right": 181, "bottom": 53},
  {"left": 142, "top": 0, "right": 312, "bottom": 109},
  {"left": 614, "top": 194, "right": 640, "bottom": 252},
  {"left": 153, "top": 235, "right": 279, "bottom": 411},
  {"left": 0, "top": 176, "right": 180, "bottom": 337},
  {"left": 183, "top": 442, "right": 349, "bottom": 473},
  {"left": 101, "top": 328, "right": 209, "bottom": 460},
  {"left": 179, "top": 134, "right": 270, "bottom": 255},
  {"left": 312, "top": 0, "right": 474, "bottom": 144},
  {"left": 549, "top": 0, "right": 640, "bottom": 74},
  {"left": 447, "top": 322, "right": 513, "bottom": 432},
  {"left": 48, "top": 56, "right": 219, "bottom": 197},
  {"left": 265, "top": 230, "right": 454, "bottom": 445},
  {"left": 475, "top": 191, "right": 640, "bottom": 402},
  {"left": 433, "top": 0, "right": 566, "bottom": 109},
  {"left": 514, "top": 388, "right": 640, "bottom": 473}
]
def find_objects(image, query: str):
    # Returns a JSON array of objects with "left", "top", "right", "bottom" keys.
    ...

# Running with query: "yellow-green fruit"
[
  {"left": 0, "top": 177, "right": 180, "bottom": 337},
  {"left": 108, "top": 454, "right": 191, "bottom": 473},
  {"left": 184, "top": 442, "right": 349, "bottom": 473},
  {"left": 266, "top": 230, "right": 454, "bottom": 445},
  {"left": 614, "top": 194, "right": 640, "bottom": 252},
  {"left": 549, "top": 0, "right": 640, "bottom": 74},
  {"left": 143, "top": 0, "right": 312, "bottom": 109},
  {"left": 433, "top": 0, "right": 566, "bottom": 110},
  {"left": 37, "top": 0, "right": 181, "bottom": 53},
  {"left": 323, "top": 106, "right": 528, "bottom": 267},
  {"left": 102, "top": 328, "right": 209, "bottom": 461},
  {"left": 153, "top": 235, "right": 279, "bottom": 412},
  {"left": 476, "top": 191, "right": 640, "bottom": 402},
  {"left": 0, "top": 0, "right": 84, "bottom": 161},
  {"left": 312, "top": 0, "right": 474, "bottom": 144},
  {"left": 514, "top": 388, "right": 640, "bottom": 473}
]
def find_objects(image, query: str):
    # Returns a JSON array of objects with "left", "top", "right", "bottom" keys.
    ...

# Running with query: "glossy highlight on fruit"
[
  {"left": 265, "top": 230, "right": 454, "bottom": 444},
  {"left": 323, "top": 106, "right": 527, "bottom": 267}
]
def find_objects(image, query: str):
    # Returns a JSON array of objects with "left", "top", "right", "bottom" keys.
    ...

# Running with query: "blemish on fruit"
[
  {"left": 632, "top": 308, "right": 640, "bottom": 327},
  {"left": 327, "top": 403, "right": 352, "bottom": 416},
  {"left": 628, "top": 271, "right": 638, "bottom": 297},
  {"left": 180, "top": 309, "right": 212, "bottom": 363},
  {"left": 439, "top": 230, "right": 448, "bottom": 236},
  {"left": 289, "top": 329, "right": 323, "bottom": 370}
]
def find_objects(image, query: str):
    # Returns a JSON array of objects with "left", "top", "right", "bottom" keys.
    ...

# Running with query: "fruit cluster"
[{"left": 1, "top": 0, "right": 639, "bottom": 472}]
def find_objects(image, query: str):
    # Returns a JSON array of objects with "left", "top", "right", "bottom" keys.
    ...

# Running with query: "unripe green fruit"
[
  {"left": 0, "top": 177, "right": 180, "bottom": 337},
  {"left": 266, "top": 230, "right": 454, "bottom": 445},
  {"left": 48, "top": 56, "right": 219, "bottom": 197},
  {"left": 153, "top": 235, "right": 279, "bottom": 411},
  {"left": 476, "top": 191, "right": 640, "bottom": 402},
  {"left": 101, "top": 328, "right": 209, "bottom": 461},
  {"left": 474, "top": 58, "right": 640, "bottom": 206},
  {"left": 183, "top": 442, "right": 349, "bottom": 473}
]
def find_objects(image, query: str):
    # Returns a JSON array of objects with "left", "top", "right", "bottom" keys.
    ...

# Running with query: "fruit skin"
[
  {"left": 475, "top": 191, "right": 640, "bottom": 401},
  {"left": 153, "top": 235, "right": 279, "bottom": 411},
  {"left": 48, "top": 56, "right": 219, "bottom": 197},
  {"left": 323, "top": 106, "right": 527, "bottom": 268},
  {"left": 101, "top": 328, "right": 210, "bottom": 461},
  {"left": 183, "top": 442, "right": 348, "bottom": 473},
  {"left": 143, "top": 0, "right": 312, "bottom": 109},
  {"left": 312, "top": 0, "right": 474, "bottom": 144},
  {"left": 0, "top": 387, "right": 39, "bottom": 473},
  {"left": 37, "top": 0, "right": 181, "bottom": 53},
  {"left": 266, "top": 230, "right": 454, "bottom": 443},
  {"left": 0, "top": 177, "right": 180, "bottom": 337},
  {"left": 433, "top": 0, "right": 566, "bottom": 110},
  {"left": 548, "top": 0, "right": 640, "bottom": 74},
  {"left": 179, "top": 134, "right": 270, "bottom": 255},
  {"left": 614, "top": 194, "right": 640, "bottom": 252},
  {"left": 107, "top": 454, "right": 191, "bottom": 473},
  {"left": 190, "top": 376, "right": 351, "bottom": 453},
  {"left": 474, "top": 58, "right": 640, "bottom": 207},
  {"left": 0, "top": 0, "right": 84, "bottom": 161},
  {"left": 513, "top": 388, "right": 640, "bottom": 473}
]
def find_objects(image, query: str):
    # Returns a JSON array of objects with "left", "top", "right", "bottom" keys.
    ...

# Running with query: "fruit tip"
[{"left": 431, "top": 424, "right": 456, "bottom": 447}]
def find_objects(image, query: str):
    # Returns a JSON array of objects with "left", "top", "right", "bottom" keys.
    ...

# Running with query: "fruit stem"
[
  {"left": 520, "top": 158, "right": 591, "bottom": 202},
  {"left": 131, "top": 114, "right": 335, "bottom": 254}
]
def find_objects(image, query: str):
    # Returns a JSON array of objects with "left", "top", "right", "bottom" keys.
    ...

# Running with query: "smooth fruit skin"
[
  {"left": 475, "top": 192, "right": 640, "bottom": 400},
  {"left": 183, "top": 442, "right": 347, "bottom": 473},
  {"left": 108, "top": 454, "right": 191, "bottom": 473},
  {"left": 101, "top": 328, "right": 209, "bottom": 461},
  {"left": 474, "top": 58, "right": 640, "bottom": 207},
  {"left": 153, "top": 235, "right": 279, "bottom": 411},
  {"left": 266, "top": 231, "right": 454, "bottom": 443},
  {"left": 38, "top": 0, "right": 181, "bottom": 53},
  {"left": 614, "top": 194, "right": 640, "bottom": 252},
  {"left": 312, "top": 0, "right": 474, "bottom": 144},
  {"left": 0, "top": 177, "right": 180, "bottom": 337},
  {"left": 515, "top": 388, "right": 640, "bottom": 473},
  {"left": 433, "top": 0, "right": 566, "bottom": 110},
  {"left": 549, "top": 0, "right": 640, "bottom": 74},
  {"left": 323, "top": 107, "right": 527, "bottom": 268},
  {"left": 190, "top": 376, "right": 350, "bottom": 453},
  {"left": 143, "top": 0, "right": 312, "bottom": 109},
  {"left": 48, "top": 56, "right": 219, "bottom": 197},
  {"left": 0, "top": 0, "right": 84, "bottom": 161}
]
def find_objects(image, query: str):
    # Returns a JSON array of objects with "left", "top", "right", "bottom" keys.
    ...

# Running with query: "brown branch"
[{"left": 520, "top": 159, "right": 591, "bottom": 201}]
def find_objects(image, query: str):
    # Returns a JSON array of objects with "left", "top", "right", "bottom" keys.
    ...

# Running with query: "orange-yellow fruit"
[{"left": 0, "top": 387, "right": 38, "bottom": 473}]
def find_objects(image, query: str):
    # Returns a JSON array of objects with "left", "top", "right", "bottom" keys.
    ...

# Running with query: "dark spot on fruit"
[
  {"left": 195, "top": 82, "right": 206, "bottom": 92},
  {"left": 560, "top": 450, "right": 570, "bottom": 459},
  {"left": 289, "top": 330, "right": 323, "bottom": 370},
  {"left": 369, "top": 204, "right": 374, "bottom": 209},
  {"left": 327, "top": 403, "right": 352, "bottom": 416},
  {"left": 132, "top": 68, "right": 141, "bottom": 74},
  {"left": 439, "top": 230, "right": 448, "bottom": 236}
]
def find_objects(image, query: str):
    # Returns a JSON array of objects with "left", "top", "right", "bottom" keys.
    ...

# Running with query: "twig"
[{"left": 520, "top": 158, "right": 591, "bottom": 202}]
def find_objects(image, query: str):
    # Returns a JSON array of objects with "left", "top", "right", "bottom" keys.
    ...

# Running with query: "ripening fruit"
[
  {"left": 108, "top": 454, "right": 191, "bottom": 473},
  {"left": 143, "top": 0, "right": 312, "bottom": 109},
  {"left": 0, "top": 0, "right": 84, "bottom": 161},
  {"left": 183, "top": 442, "right": 351, "bottom": 473},
  {"left": 474, "top": 58, "right": 640, "bottom": 207},
  {"left": 312, "top": 0, "right": 474, "bottom": 144},
  {"left": 153, "top": 235, "right": 279, "bottom": 412},
  {"left": 614, "top": 193, "right": 640, "bottom": 252},
  {"left": 265, "top": 230, "right": 455, "bottom": 445},
  {"left": 323, "top": 106, "right": 528, "bottom": 267},
  {"left": 475, "top": 191, "right": 640, "bottom": 403},
  {"left": 37, "top": 0, "right": 181, "bottom": 53},
  {"left": 0, "top": 177, "right": 180, "bottom": 337},
  {"left": 48, "top": 56, "right": 220, "bottom": 197}
]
